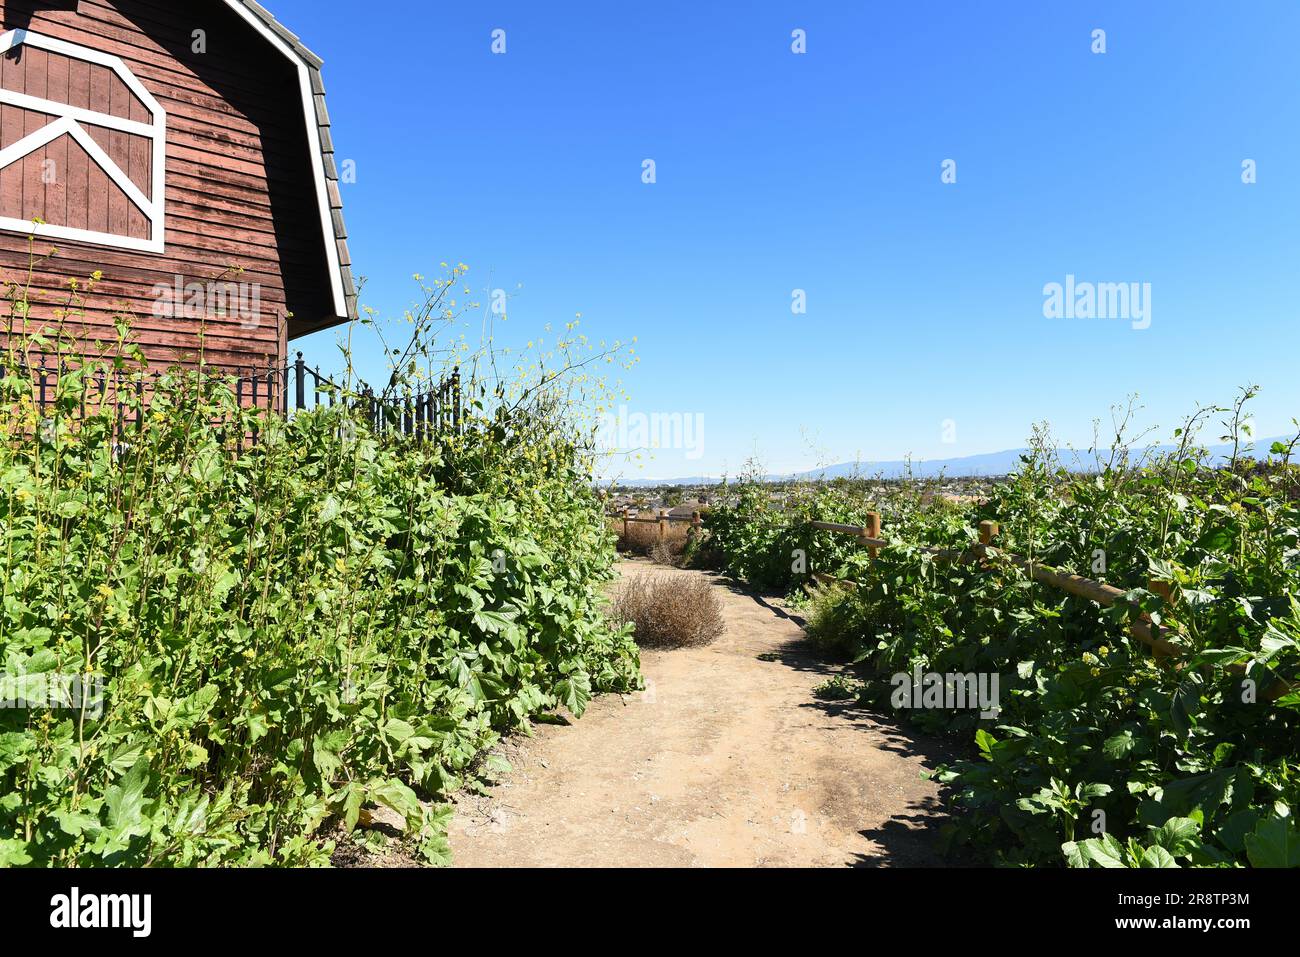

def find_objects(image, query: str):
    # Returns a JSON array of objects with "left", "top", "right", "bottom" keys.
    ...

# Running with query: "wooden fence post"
[
  {"left": 863, "top": 511, "right": 882, "bottom": 560},
  {"left": 979, "top": 521, "right": 999, "bottom": 547},
  {"left": 691, "top": 510, "right": 702, "bottom": 541},
  {"left": 659, "top": 510, "right": 668, "bottom": 542}
]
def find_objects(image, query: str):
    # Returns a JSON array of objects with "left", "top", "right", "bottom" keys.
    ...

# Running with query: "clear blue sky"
[{"left": 278, "top": 0, "right": 1300, "bottom": 479}]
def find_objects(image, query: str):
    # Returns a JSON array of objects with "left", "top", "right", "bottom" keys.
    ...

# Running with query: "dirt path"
[{"left": 449, "top": 560, "right": 956, "bottom": 867}]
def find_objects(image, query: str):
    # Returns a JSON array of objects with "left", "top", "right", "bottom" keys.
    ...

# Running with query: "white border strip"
[{"left": 0, "top": 89, "right": 156, "bottom": 137}]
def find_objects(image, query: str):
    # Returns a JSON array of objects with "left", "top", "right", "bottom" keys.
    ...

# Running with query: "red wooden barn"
[{"left": 0, "top": 0, "right": 355, "bottom": 373}]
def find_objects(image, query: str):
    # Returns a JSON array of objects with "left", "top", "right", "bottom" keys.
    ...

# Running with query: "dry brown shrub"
[
  {"left": 613, "top": 572, "right": 725, "bottom": 648},
  {"left": 647, "top": 540, "right": 683, "bottom": 567}
]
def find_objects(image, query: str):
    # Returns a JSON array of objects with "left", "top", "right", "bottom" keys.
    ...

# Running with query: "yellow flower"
[{"left": 95, "top": 584, "right": 114, "bottom": 600}]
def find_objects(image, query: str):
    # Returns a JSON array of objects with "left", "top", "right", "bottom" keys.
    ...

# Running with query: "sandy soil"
[{"left": 448, "top": 559, "right": 958, "bottom": 868}]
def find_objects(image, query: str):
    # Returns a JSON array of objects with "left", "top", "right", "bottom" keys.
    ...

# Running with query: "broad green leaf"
[
  {"left": 1151, "top": 816, "right": 1201, "bottom": 855},
  {"left": 1244, "top": 816, "right": 1300, "bottom": 868},
  {"left": 1103, "top": 731, "right": 1135, "bottom": 759},
  {"left": 103, "top": 758, "right": 151, "bottom": 838},
  {"left": 555, "top": 674, "right": 592, "bottom": 717},
  {"left": 1139, "top": 845, "right": 1179, "bottom": 868},
  {"left": 1074, "top": 833, "right": 1127, "bottom": 868}
]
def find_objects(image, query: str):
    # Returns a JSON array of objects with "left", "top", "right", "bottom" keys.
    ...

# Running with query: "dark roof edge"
[{"left": 229, "top": 1, "right": 358, "bottom": 331}]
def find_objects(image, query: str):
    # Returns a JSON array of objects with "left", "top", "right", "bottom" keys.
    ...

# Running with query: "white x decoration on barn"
[{"left": 0, "top": 29, "right": 166, "bottom": 254}]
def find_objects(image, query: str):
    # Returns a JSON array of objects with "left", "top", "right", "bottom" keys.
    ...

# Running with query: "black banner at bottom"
[{"left": 0, "top": 865, "right": 1290, "bottom": 942}]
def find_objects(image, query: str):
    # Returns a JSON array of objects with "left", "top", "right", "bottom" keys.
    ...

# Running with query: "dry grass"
[
  {"left": 647, "top": 540, "right": 683, "bottom": 567},
  {"left": 613, "top": 571, "right": 725, "bottom": 649}
]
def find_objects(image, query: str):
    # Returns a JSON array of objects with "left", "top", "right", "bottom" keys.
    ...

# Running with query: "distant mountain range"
[{"left": 604, "top": 437, "right": 1292, "bottom": 487}]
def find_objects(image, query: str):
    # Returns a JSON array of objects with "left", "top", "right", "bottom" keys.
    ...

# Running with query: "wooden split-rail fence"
[
  {"left": 807, "top": 513, "right": 1294, "bottom": 701},
  {"left": 612, "top": 507, "right": 703, "bottom": 544}
]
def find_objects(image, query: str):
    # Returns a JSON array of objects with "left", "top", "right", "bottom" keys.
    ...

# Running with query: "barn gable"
[{"left": 0, "top": 0, "right": 356, "bottom": 371}]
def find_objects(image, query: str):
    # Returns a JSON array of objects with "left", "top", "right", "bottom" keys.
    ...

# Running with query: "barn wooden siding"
[{"left": 0, "top": 0, "right": 339, "bottom": 372}]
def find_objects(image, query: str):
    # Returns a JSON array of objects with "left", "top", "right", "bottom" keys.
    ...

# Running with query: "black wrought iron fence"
[
  {"left": 240, "top": 353, "right": 464, "bottom": 439},
  {"left": 0, "top": 351, "right": 464, "bottom": 443}
]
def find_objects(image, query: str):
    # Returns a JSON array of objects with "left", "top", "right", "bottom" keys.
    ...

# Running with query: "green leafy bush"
[
  {"left": 705, "top": 472, "right": 886, "bottom": 592},
  {"left": 0, "top": 299, "right": 639, "bottom": 867}
]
